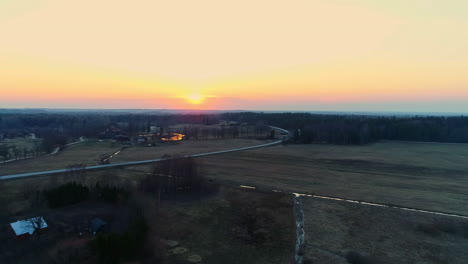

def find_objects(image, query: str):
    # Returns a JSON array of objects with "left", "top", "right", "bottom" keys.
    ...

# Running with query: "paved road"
[{"left": 0, "top": 135, "right": 284, "bottom": 181}]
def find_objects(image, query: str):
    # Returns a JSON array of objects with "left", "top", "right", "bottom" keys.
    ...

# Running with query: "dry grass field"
[
  {"left": 0, "top": 140, "right": 123, "bottom": 176},
  {"left": 0, "top": 138, "right": 270, "bottom": 176},
  {"left": 111, "top": 138, "right": 270, "bottom": 163},
  {"left": 157, "top": 187, "right": 295, "bottom": 264},
  {"left": 0, "top": 137, "right": 40, "bottom": 151},
  {"left": 301, "top": 197, "right": 468, "bottom": 264},
  {"left": 2, "top": 140, "right": 468, "bottom": 264},
  {"left": 199, "top": 142, "right": 468, "bottom": 215}
]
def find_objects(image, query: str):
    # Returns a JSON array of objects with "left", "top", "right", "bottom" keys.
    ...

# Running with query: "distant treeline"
[
  {"left": 0, "top": 113, "right": 220, "bottom": 139},
  {"left": 1, "top": 112, "right": 468, "bottom": 145},
  {"left": 220, "top": 112, "right": 468, "bottom": 144}
]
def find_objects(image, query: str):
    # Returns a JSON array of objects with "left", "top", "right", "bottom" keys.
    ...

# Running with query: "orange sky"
[{"left": 1, "top": 0, "right": 468, "bottom": 112}]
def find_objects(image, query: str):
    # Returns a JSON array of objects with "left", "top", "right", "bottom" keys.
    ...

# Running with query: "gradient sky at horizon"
[{"left": 1, "top": 0, "right": 467, "bottom": 112}]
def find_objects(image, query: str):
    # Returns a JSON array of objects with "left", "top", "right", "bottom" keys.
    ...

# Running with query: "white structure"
[{"left": 10, "top": 217, "right": 48, "bottom": 238}]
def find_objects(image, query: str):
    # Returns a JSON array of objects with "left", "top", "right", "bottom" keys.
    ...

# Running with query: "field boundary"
[{"left": 233, "top": 185, "right": 468, "bottom": 220}]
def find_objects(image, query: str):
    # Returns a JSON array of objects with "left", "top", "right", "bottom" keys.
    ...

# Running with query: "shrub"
[
  {"left": 44, "top": 182, "right": 89, "bottom": 208},
  {"left": 94, "top": 182, "right": 129, "bottom": 203}
]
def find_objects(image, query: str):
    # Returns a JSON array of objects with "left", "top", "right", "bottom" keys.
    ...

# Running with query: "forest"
[{"left": 1, "top": 112, "right": 468, "bottom": 146}]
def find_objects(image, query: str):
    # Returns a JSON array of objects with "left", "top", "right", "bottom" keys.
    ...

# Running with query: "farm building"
[
  {"left": 136, "top": 136, "right": 148, "bottom": 143},
  {"left": 9, "top": 217, "right": 48, "bottom": 239},
  {"left": 89, "top": 218, "right": 107, "bottom": 234}
]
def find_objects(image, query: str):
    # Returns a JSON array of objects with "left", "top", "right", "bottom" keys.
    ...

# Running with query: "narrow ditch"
[
  {"left": 294, "top": 194, "right": 305, "bottom": 264},
  {"left": 292, "top": 192, "right": 468, "bottom": 220}
]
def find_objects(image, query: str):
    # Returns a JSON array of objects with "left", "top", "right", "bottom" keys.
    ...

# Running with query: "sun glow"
[{"left": 186, "top": 93, "right": 205, "bottom": 105}]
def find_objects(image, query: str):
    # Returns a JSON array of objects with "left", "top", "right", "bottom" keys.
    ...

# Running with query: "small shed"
[
  {"left": 10, "top": 217, "right": 48, "bottom": 239},
  {"left": 89, "top": 218, "right": 107, "bottom": 235},
  {"left": 135, "top": 136, "right": 147, "bottom": 143}
]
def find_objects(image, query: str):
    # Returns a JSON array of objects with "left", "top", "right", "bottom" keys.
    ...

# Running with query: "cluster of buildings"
[
  {"left": 9, "top": 217, "right": 48, "bottom": 240},
  {"left": 9, "top": 216, "right": 108, "bottom": 240},
  {"left": 98, "top": 126, "right": 184, "bottom": 144}
]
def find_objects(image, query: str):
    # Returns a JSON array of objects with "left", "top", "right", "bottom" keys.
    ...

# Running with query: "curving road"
[{"left": 0, "top": 127, "right": 288, "bottom": 181}]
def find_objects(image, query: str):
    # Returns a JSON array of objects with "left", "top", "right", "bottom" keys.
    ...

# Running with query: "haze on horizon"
[{"left": 1, "top": 0, "right": 467, "bottom": 112}]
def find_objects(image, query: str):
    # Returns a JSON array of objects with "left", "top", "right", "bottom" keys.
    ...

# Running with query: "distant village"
[
  {"left": 97, "top": 125, "right": 185, "bottom": 145},
  {"left": 96, "top": 120, "right": 254, "bottom": 146}
]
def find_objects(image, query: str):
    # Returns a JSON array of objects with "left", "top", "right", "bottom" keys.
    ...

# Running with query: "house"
[
  {"left": 136, "top": 136, "right": 148, "bottom": 143},
  {"left": 9, "top": 217, "right": 48, "bottom": 239},
  {"left": 149, "top": 126, "right": 160, "bottom": 133},
  {"left": 98, "top": 126, "right": 122, "bottom": 139},
  {"left": 89, "top": 218, "right": 107, "bottom": 235}
]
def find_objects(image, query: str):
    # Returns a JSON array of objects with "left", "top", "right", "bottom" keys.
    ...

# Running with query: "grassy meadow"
[
  {"left": 2, "top": 138, "right": 468, "bottom": 264},
  {"left": 0, "top": 140, "right": 123, "bottom": 176},
  {"left": 0, "top": 138, "right": 271, "bottom": 177},
  {"left": 302, "top": 197, "right": 468, "bottom": 264},
  {"left": 199, "top": 141, "right": 468, "bottom": 215}
]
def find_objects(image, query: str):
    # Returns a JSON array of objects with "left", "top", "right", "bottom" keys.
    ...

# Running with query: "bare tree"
[
  {"left": 11, "top": 146, "right": 20, "bottom": 160},
  {"left": 0, "top": 144, "right": 9, "bottom": 162},
  {"left": 27, "top": 216, "right": 47, "bottom": 238},
  {"left": 140, "top": 155, "right": 204, "bottom": 209}
]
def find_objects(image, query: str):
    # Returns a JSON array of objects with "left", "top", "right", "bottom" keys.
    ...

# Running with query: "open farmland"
[
  {"left": 157, "top": 187, "right": 295, "bottom": 264},
  {"left": 0, "top": 141, "right": 123, "bottom": 176},
  {"left": 0, "top": 136, "right": 40, "bottom": 151},
  {"left": 0, "top": 136, "right": 41, "bottom": 161},
  {"left": 199, "top": 141, "right": 468, "bottom": 215},
  {"left": 111, "top": 138, "right": 271, "bottom": 163},
  {"left": 0, "top": 138, "right": 272, "bottom": 176},
  {"left": 301, "top": 197, "right": 468, "bottom": 264}
]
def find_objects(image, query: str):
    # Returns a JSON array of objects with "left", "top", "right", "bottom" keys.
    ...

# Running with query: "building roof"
[
  {"left": 10, "top": 217, "right": 48, "bottom": 236},
  {"left": 89, "top": 218, "right": 107, "bottom": 234}
]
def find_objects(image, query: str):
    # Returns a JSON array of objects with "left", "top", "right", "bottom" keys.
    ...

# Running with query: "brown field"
[
  {"left": 0, "top": 140, "right": 123, "bottom": 176},
  {"left": 199, "top": 142, "right": 468, "bottom": 215},
  {"left": 111, "top": 138, "right": 271, "bottom": 163},
  {"left": 157, "top": 187, "right": 295, "bottom": 264},
  {"left": 0, "top": 137, "right": 41, "bottom": 158},
  {"left": 301, "top": 197, "right": 468, "bottom": 264},
  {"left": 0, "top": 138, "right": 270, "bottom": 176},
  {"left": 4, "top": 140, "right": 467, "bottom": 215},
  {"left": 2, "top": 140, "right": 468, "bottom": 263}
]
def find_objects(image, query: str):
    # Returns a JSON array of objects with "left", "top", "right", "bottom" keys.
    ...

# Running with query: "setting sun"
[{"left": 186, "top": 93, "right": 205, "bottom": 105}]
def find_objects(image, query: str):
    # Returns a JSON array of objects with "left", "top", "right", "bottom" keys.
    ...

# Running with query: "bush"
[
  {"left": 94, "top": 182, "right": 129, "bottom": 203},
  {"left": 44, "top": 182, "right": 89, "bottom": 208}
]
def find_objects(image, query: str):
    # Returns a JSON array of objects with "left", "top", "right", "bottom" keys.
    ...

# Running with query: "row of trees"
[
  {"left": 180, "top": 124, "right": 271, "bottom": 140},
  {"left": 0, "top": 113, "right": 222, "bottom": 139},
  {"left": 0, "top": 137, "right": 67, "bottom": 163},
  {"left": 220, "top": 112, "right": 468, "bottom": 144},
  {"left": 139, "top": 155, "right": 214, "bottom": 207},
  {"left": 3, "top": 112, "right": 468, "bottom": 145}
]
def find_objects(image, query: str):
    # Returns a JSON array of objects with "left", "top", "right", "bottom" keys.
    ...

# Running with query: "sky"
[{"left": 1, "top": 0, "right": 467, "bottom": 112}]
